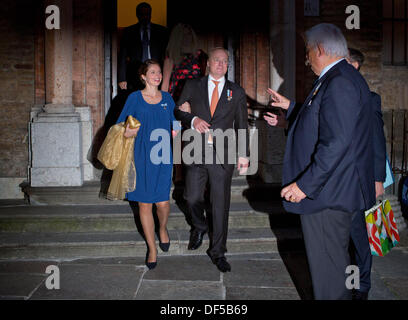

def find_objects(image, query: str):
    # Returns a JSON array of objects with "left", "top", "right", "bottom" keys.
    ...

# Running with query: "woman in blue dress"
[{"left": 117, "top": 59, "right": 182, "bottom": 269}]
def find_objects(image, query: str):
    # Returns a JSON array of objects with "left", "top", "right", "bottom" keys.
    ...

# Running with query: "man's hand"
[
  {"left": 375, "top": 181, "right": 385, "bottom": 199},
  {"left": 237, "top": 157, "right": 249, "bottom": 175},
  {"left": 263, "top": 110, "right": 287, "bottom": 128},
  {"left": 119, "top": 81, "right": 127, "bottom": 90},
  {"left": 281, "top": 182, "right": 307, "bottom": 203},
  {"left": 193, "top": 117, "right": 211, "bottom": 134},
  {"left": 179, "top": 102, "right": 191, "bottom": 113},
  {"left": 124, "top": 123, "right": 140, "bottom": 138},
  {"left": 267, "top": 88, "right": 290, "bottom": 110}
]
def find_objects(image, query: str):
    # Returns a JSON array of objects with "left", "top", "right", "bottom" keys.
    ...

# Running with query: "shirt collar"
[
  {"left": 319, "top": 58, "right": 345, "bottom": 80},
  {"left": 141, "top": 23, "right": 151, "bottom": 31},
  {"left": 208, "top": 74, "right": 225, "bottom": 85}
]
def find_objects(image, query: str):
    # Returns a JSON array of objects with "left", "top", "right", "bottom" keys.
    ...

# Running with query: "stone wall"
[
  {"left": 0, "top": 0, "right": 105, "bottom": 198},
  {"left": 0, "top": 0, "right": 36, "bottom": 197},
  {"left": 296, "top": 0, "right": 408, "bottom": 111},
  {"left": 33, "top": 0, "right": 105, "bottom": 149}
]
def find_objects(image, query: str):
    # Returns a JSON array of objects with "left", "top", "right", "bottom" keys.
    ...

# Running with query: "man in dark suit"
[
  {"left": 347, "top": 48, "right": 386, "bottom": 300},
  {"left": 118, "top": 2, "right": 168, "bottom": 92},
  {"left": 267, "top": 47, "right": 387, "bottom": 300},
  {"left": 266, "top": 24, "right": 376, "bottom": 299},
  {"left": 174, "top": 47, "right": 249, "bottom": 273}
]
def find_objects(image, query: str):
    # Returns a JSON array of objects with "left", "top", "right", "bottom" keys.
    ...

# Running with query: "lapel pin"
[
  {"left": 308, "top": 83, "right": 322, "bottom": 106},
  {"left": 227, "top": 89, "right": 232, "bottom": 101}
]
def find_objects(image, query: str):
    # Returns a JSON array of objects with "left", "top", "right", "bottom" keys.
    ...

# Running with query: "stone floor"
[{"left": 1, "top": 230, "right": 407, "bottom": 301}]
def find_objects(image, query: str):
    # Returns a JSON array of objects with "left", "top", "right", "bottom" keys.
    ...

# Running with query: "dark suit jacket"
[
  {"left": 286, "top": 91, "right": 386, "bottom": 182},
  {"left": 118, "top": 23, "right": 169, "bottom": 86},
  {"left": 371, "top": 92, "right": 386, "bottom": 182},
  {"left": 283, "top": 60, "right": 376, "bottom": 215},
  {"left": 174, "top": 76, "right": 249, "bottom": 168}
]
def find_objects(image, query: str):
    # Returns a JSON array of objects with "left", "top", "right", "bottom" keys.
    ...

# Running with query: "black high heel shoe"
[
  {"left": 145, "top": 249, "right": 157, "bottom": 270},
  {"left": 159, "top": 229, "right": 170, "bottom": 252}
]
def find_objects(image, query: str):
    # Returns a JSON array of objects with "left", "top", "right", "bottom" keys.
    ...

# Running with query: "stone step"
[
  {"left": 0, "top": 202, "right": 283, "bottom": 233},
  {"left": 0, "top": 228, "right": 281, "bottom": 260},
  {"left": 0, "top": 210, "right": 271, "bottom": 233},
  {"left": 21, "top": 177, "right": 282, "bottom": 206}
]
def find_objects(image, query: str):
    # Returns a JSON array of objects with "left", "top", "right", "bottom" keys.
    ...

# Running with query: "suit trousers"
[
  {"left": 350, "top": 210, "right": 372, "bottom": 293},
  {"left": 300, "top": 208, "right": 354, "bottom": 300},
  {"left": 184, "top": 152, "right": 234, "bottom": 260}
]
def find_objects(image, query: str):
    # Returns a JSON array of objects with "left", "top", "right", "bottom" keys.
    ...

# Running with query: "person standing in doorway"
[
  {"left": 118, "top": 2, "right": 169, "bottom": 93},
  {"left": 162, "top": 23, "right": 208, "bottom": 184}
]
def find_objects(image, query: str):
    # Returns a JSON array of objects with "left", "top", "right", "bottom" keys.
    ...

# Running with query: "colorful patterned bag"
[{"left": 364, "top": 199, "right": 400, "bottom": 256}]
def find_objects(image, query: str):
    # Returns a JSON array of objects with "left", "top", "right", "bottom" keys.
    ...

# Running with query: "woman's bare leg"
[
  {"left": 138, "top": 202, "right": 157, "bottom": 262},
  {"left": 156, "top": 200, "right": 170, "bottom": 243}
]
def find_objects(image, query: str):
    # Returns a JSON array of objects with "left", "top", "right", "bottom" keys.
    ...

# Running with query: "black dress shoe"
[
  {"left": 352, "top": 290, "right": 368, "bottom": 300},
  {"left": 145, "top": 249, "right": 157, "bottom": 270},
  {"left": 214, "top": 257, "right": 231, "bottom": 273},
  {"left": 159, "top": 229, "right": 170, "bottom": 252},
  {"left": 188, "top": 230, "right": 205, "bottom": 250}
]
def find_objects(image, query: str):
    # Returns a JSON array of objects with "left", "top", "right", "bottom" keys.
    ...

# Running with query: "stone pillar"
[
  {"left": 257, "top": 0, "right": 296, "bottom": 183},
  {"left": 30, "top": 0, "right": 84, "bottom": 187}
]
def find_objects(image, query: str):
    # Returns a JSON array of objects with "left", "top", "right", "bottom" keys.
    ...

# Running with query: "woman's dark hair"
[{"left": 138, "top": 59, "right": 161, "bottom": 85}]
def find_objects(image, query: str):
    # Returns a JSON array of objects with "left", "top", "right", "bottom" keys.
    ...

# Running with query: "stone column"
[
  {"left": 257, "top": 0, "right": 296, "bottom": 183},
  {"left": 30, "top": 0, "right": 84, "bottom": 187},
  {"left": 43, "top": 0, "right": 74, "bottom": 112}
]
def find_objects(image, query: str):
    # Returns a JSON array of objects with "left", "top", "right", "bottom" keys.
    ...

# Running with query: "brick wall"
[
  {"left": 297, "top": 0, "right": 408, "bottom": 111},
  {"left": 0, "top": 0, "right": 36, "bottom": 179},
  {"left": 296, "top": 0, "right": 408, "bottom": 176}
]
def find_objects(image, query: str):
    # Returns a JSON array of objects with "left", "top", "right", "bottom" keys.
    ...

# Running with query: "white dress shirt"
[{"left": 191, "top": 75, "right": 226, "bottom": 129}]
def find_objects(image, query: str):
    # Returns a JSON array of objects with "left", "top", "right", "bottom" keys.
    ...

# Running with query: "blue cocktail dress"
[{"left": 116, "top": 90, "right": 177, "bottom": 203}]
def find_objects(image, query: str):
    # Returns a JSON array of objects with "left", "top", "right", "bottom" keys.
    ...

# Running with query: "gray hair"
[
  {"left": 304, "top": 23, "right": 348, "bottom": 58},
  {"left": 208, "top": 47, "right": 229, "bottom": 60}
]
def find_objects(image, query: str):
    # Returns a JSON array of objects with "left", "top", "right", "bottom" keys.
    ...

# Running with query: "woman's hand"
[{"left": 124, "top": 124, "right": 140, "bottom": 138}]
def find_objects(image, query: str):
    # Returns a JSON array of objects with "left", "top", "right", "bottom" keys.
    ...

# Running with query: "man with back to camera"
[
  {"left": 346, "top": 47, "right": 386, "bottom": 300},
  {"left": 265, "top": 24, "right": 376, "bottom": 299}
]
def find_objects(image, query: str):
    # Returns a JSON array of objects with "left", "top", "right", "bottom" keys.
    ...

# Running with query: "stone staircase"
[{"left": 0, "top": 177, "right": 295, "bottom": 261}]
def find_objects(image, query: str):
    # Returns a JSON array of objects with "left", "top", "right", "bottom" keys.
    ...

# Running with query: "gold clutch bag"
[
  {"left": 126, "top": 115, "right": 141, "bottom": 130},
  {"left": 97, "top": 115, "right": 141, "bottom": 200}
]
